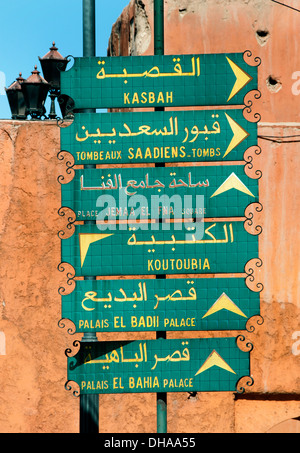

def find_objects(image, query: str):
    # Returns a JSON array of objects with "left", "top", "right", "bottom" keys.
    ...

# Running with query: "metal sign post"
[
  {"left": 154, "top": 0, "right": 167, "bottom": 434},
  {"left": 80, "top": 0, "right": 98, "bottom": 434}
]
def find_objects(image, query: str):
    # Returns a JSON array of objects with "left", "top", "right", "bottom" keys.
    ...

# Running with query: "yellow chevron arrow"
[
  {"left": 223, "top": 113, "right": 249, "bottom": 158},
  {"left": 202, "top": 292, "right": 247, "bottom": 319},
  {"left": 226, "top": 57, "right": 253, "bottom": 102},
  {"left": 79, "top": 233, "right": 114, "bottom": 267},
  {"left": 210, "top": 172, "right": 255, "bottom": 198},
  {"left": 195, "top": 350, "right": 236, "bottom": 376}
]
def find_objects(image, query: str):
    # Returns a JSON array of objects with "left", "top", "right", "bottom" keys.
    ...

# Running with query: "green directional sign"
[
  {"left": 61, "top": 221, "right": 258, "bottom": 277},
  {"left": 61, "top": 165, "right": 258, "bottom": 221},
  {"left": 60, "top": 53, "right": 257, "bottom": 109},
  {"left": 67, "top": 337, "right": 250, "bottom": 394},
  {"left": 61, "top": 277, "right": 260, "bottom": 333},
  {"left": 60, "top": 109, "right": 257, "bottom": 165}
]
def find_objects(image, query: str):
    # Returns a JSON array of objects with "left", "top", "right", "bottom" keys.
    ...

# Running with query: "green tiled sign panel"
[
  {"left": 61, "top": 221, "right": 258, "bottom": 277},
  {"left": 60, "top": 109, "right": 257, "bottom": 165},
  {"left": 61, "top": 277, "right": 260, "bottom": 333},
  {"left": 67, "top": 337, "right": 250, "bottom": 394},
  {"left": 60, "top": 53, "right": 257, "bottom": 109},
  {"left": 61, "top": 166, "right": 258, "bottom": 221}
]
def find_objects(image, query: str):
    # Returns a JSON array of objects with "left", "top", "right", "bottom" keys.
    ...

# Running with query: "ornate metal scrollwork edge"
[
  {"left": 243, "top": 50, "right": 261, "bottom": 67},
  {"left": 243, "top": 145, "right": 263, "bottom": 180},
  {"left": 56, "top": 117, "right": 65, "bottom": 127},
  {"left": 57, "top": 262, "right": 76, "bottom": 287},
  {"left": 243, "top": 89, "right": 262, "bottom": 123},
  {"left": 57, "top": 149, "right": 74, "bottom": 165},
  {"left": 243, "top": 144, "right": 262, "bottom": 159},
  {"left": 57, "top": 206, "right": 77, "bottom": 238},
  {"left": 236, "top": 334, "right": 254, "bottom": 353},
  {"left": 235, "top": 375, "right": 254, "bottom": 394},
  {"left": 57, "top": 152, "right": 75, "bottom": 184},
  {"left": 246, "top": 314, "right": 264, "bottom": 333},
  {"left": 65, "top": 380, "right": 80, "bottom": 398},
  {"left": 58, "top": 274, "right": 76, "bottom": 296},
  {"left": 244, "top": 202, "right": 263, "bottom": 236},
  {"left": 63, "top": 55, "right": 75, "bottom": 71},
  {"left": 244, "top": 258, "right": 264, "bottom": 292},
  {"left": 57, "top": 148, "right": 75, "bottom": 172},
  {"left": 65, "top": 339, "right": 81, "bottom": 358},
  {"left": 58, "top": 318, "right": 77, "bottom": 335}
]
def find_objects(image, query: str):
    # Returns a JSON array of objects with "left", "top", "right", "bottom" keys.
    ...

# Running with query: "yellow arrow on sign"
[
  {"left": 195, "top": 350, "right": 236, "bottom": 376},
  {"left": 79, "top": 233, "right": 114, "bottom": 267},
  {"left": 226, "top": 57, "right": 253, "bottom": 102},
  {"left": 210, "top": 172, "right": 255, "bottom": 198},
  {"left": 202, "top": 292, "right": 247, "bottom": 319},
  {"left": 223, "top": 113, "right": 250, "bottom": 158}
]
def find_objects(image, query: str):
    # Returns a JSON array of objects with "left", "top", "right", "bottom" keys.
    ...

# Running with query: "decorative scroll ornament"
[
  {"left": 57, "top": 150, "right": 75, "bottom": 184},
  {"left": 58, "top": 318, "right": 76, "bottom": 335},
  {"left": 65, "top": 343, "right": 80, "bottom": 395},
  {"left": 243, "top": 89, "right": 262, "bottom": 123},
  {"left": 65, "top": 339, "right": 81, "bottom": 358},
  {"left": 235, "top": 335, "right": 254, "bottom": 393},
  {"left": 243, "top": 50, "right": 261, "bottom": 68},
  {"left": 246, "top": 314, "right": 264, "bottom": 333},
  {"left": 236, "top": 334, "right": 253, "bottom": 353},
  {"left": 57, "top": 149, "right": 75, "bottom": 171},
  {"left": 57, "top": 206, "right": 76, "bottom": 239},
  {"left": 58, "top": 278, "right": 76, "bottom": 296},
  {"left": 242, "top": 51, "right": 261, "bottom": 124},
  {"left": 65, "top": 380, "right": 80, "bottom": 397},
  {"left": 244, "top": 202, "right": 263, "bottom": 236},
  {"left": 57, "top": 262, "right": 76, "bottom": 295},
  {"left": 245, "top": 258, "right": 264, "bottom": 293},
  {"left": 236, "top": 375, "right": 254, "bottom": 394},
  {"left": 244, "top": 145, "right": 262, "bottom": 180}
]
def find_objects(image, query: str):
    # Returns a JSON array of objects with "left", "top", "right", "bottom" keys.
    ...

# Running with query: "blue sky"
[{"left": 0, "top": 0, "right": 130, "bottom": 119}]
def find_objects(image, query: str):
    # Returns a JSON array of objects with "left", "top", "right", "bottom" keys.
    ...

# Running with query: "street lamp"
[
  {"left": 5, "top": 73, "right": 27, "bottom": 119},
  {"left": 21, "top": 65, "right": 50, "bottom": 120},
  {"left": 39, "top": 42, "right": 69, "bottom": 119}
]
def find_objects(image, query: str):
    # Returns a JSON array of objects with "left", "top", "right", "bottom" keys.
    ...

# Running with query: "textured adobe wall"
[{"left": 0, "top": 121, "right": 78, "bottom": 432}]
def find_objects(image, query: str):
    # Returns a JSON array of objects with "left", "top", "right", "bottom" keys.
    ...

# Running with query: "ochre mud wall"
[{"left": 0, "top": 0, "right": 300, "bottom": 433}]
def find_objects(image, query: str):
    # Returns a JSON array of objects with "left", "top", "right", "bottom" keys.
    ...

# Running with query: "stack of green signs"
[{"left": 59, "top": 52, "right": 260, "bottom": 395}]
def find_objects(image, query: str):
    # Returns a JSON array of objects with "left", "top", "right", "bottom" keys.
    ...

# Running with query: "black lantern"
[
  {"left": 39, "top": 42, "right": 69, "bottom": 119},
  {"left": 5, "top": 73, "right": 27, "bottom": 119},
  {"left": 21, "top": 66, "right": 50, "bottom": 120}
]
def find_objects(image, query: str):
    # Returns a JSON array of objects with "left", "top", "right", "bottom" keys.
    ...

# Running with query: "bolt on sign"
[
  {"left": 60, "top": 109, "right": 257, "bottom": 165},
  {"left": 61, "top": 165, "right": 259, "bottom": 221},
  {"left": 60, "top": 221, "right": 258, "bottom": 277},
  {"left": 60, "top": 53, "right": 257, "bottom": 109},
  {"left": 66, "top": 337, "right": 251, "bottom": 394},
  {"left": 61, "top": 277, "right": 260, "bottom": 333}
]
